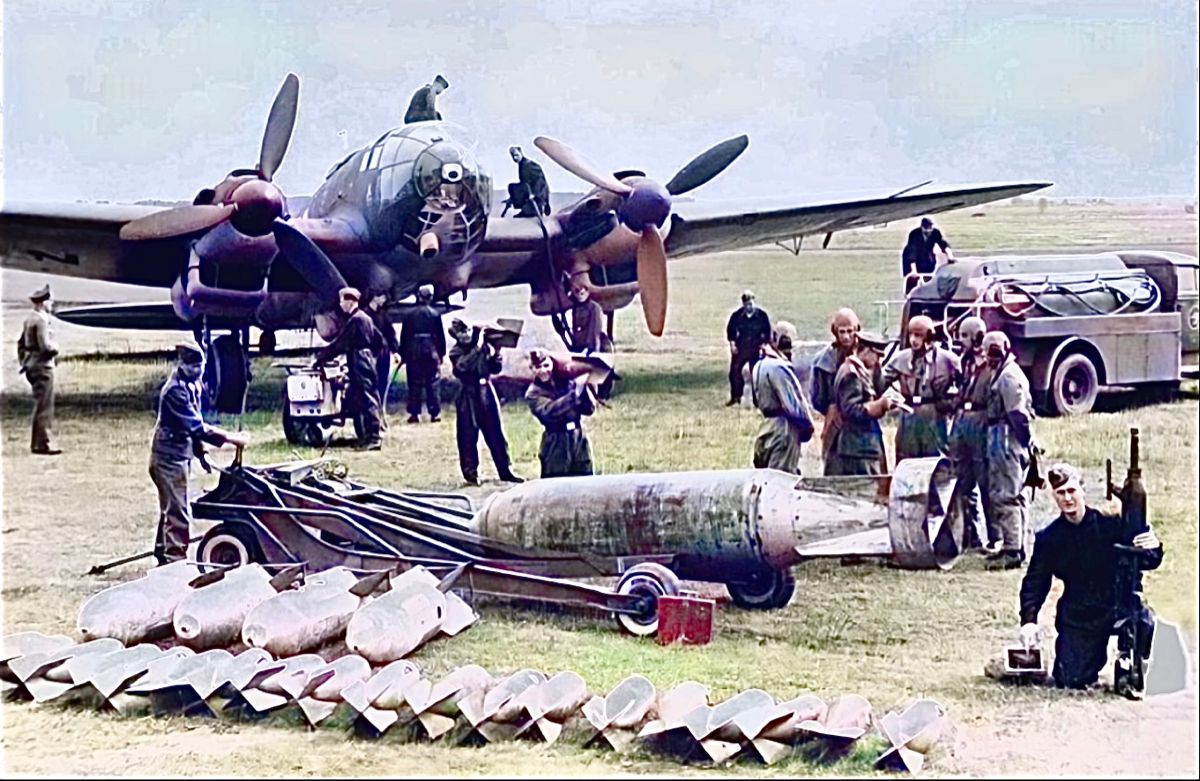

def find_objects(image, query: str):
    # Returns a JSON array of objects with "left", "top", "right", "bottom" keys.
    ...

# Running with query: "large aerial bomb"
[
  {"left": 875, "top": 699, "right": 946, "bottom": 775},
  {"left": 459, "top": 668, "right": 546, "bottom": 743},
  {"left": 242, "top": 567, "right": 366, "bottom": 656},
  {"left": 77, "top": 562, "right": 201, "bottom": 644},
  {"left": 404, "top": 664, "right": 496, "bottom": 740},
  {"left": 514, "top": 670, "right": 590, "bottom": 744},
  {"left": 341, "top": 659, "right": 423, "bottom": 735},
  {"left": 582, "top": 674, "right": 659, "bottom": 752},
  {"left": 472, "top": 458, "right": 961, "bottom": 609},
  {"left": 291, "top": 654, "right": 373, "bottom": 727},
  {"left": 172, "top": 564, "right": 298, "bottom": 650},
  {"left": 344, "top": 566, "right": 477, "bottom": 663},
  {"left": 733, "top": 694, "right": 828, "bottom": 765}
]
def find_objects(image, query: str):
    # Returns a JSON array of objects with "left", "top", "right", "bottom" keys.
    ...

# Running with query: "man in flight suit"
[
  {"left": 17, "top": 285, "right": 61, "bottom": 455},
  {"left": 725, "top": 290, "right": 772, "bottom": 406},
  {"left": 983, "top": 331, "right": 1037, "bottom": 570},
  {"left": 448, "top": 319, "right": 523, "bottom": 486},
  {"left": 881, "top": 315, "right": 960, "bottom": 463},
  {"left": 948, "top": 316, "right": 993, "bottom": 550},
  {"left": 569, "top": 285, "right": 606, "bottom": 353},
  {"left": 364, "top": 290, "right": 400, "bottom": 420},
  {"left": 525, "top": 349, "right": 595, "bottom": 478},
  {"left": 150, "top": 340, "right": 249, "bottom": 564},
  {"left": 316, "top": 287, "right": 384, "bottom": 450},
  {"left": 750, "top": 328, "right": 814, "bottom": 474},
  {"left": 404, "top": 74, "right": 448, "bottom": 123},
  {"left": 826, "top": 332, "right": 893, "bottom": 476},
  {"left": 399, "top": 284, "right": 446, "bottom": 423},
  {"left": 504, "top": 146, "right": 552, "bottom": 218},
  {"left": 810, "top": 308, "right": 861, "bottom": 471}
]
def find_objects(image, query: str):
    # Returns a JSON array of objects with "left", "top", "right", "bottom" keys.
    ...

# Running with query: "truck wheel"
[
  {"left": 727, "top": 567, "right": 796, "bottom": 610},
  {"left": 1050, "top": 352, "right": 1099, "bottom": 416},
  {"left": 614, "top": 563, "right": 681, "bottom": 637},
  {"left": 197, "top": 523, "right": 262, "bottom": 572}
]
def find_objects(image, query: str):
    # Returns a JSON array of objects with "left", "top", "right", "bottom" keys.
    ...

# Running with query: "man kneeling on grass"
[{"left": 1015, "top": 463, "right": 1163, "bottom": 695}]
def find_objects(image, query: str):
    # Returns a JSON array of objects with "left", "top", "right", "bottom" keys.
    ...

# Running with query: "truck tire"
[
  {"left": 727, "top": 567, "right": 796, "bottom": 610},
  {"left": 1050, "top": 352, "right": 1099, "bottom": 416},
  {"left": 613, "top": 563, "right": 681, "bottom": 637}
]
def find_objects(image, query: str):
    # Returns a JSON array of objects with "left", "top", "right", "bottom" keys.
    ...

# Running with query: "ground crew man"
[
  {"left": 448, "top": 319, "right": 524, "bottom": 486},
  {"left": 365, "top": 290, "right": 400, "bottom": 415},
  {"left": 399, "top": 284, "right": 446, "bottom": 423},
  {"left": 827, "top": 332, "right": 893, "bottom": 476},
  {"left": 150, "top": 340, "right": 249, "bottom": 564},
  {"left": 503, "top": 146, "right": 552, "bottom": 218},
  {"left": 983, "top": 331, "right": 1036, "bottom": 569},
  {"left": 901, "top": 217, "right": 953, "bottom": 293},
  {"left": 569, "top": 285, "right": 606, "bottom": 353},
  {"left": 725, "top": 290, "right": 772, "bottom": 406},
  {"left": 750, "top": 327, "right": 814, "bottom": 474},
  {"left": 17, "top": 285, "right": 61, "bottom": 455},
  {"left": 881, "top": 315, "right": 960, "bottom": 462},
  {"left": 1017, "top": 463, "right": 1163, "bottom": 692},
  {"left": 404, "top": 74, "right": 448, "bottom": 123},
  {"left": 316, "top": 288, "right": 384, "bottom": 450},
  {"left": 947, "top": 316, "right": 992, "bottom": 550},
  {"left": 810, "top": 308, "right": 861, "bottom": 470},
  {"left": 526, "top": 348, "right": 595, "bottom": 478}
]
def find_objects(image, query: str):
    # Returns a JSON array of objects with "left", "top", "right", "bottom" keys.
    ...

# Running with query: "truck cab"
[{"left": 900, "top": 251, "right": 1199, "bottom": 415}]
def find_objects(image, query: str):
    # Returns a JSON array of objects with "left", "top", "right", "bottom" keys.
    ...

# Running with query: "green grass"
[{"left": 1, "top": 201, "right": 1197, "bottom": 776}]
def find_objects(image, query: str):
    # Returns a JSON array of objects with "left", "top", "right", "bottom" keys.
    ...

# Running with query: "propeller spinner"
[{"left": 533, "top": 134, "right": 748, "bottom": 336}]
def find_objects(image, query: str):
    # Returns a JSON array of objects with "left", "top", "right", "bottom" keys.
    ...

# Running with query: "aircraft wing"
[{"left": 664, "top": 181, "right": 1052, "bottom": 259}]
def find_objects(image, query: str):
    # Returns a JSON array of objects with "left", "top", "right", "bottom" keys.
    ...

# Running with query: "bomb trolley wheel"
[
  {"left": 613, "top": 563, "right": 681, "bottom": 637},
  {"left": 197, "top": 522, "right": 263, "bottom": 572}
]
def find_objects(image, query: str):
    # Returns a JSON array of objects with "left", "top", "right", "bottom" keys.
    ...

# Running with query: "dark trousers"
[
  {"left": 149, "top": 456, "right": 190, "bottom": 563},
  {"left": 375, "top": 349, "right": 392, "bottom": 405},
  {"left": 25, "top": 367, "right": 56, "bottom": 452},
  {"left": 456, "top": 385, "right": 512, "bottom": 480},
  {"left": 349, "top": 351, "right": 382, "bottom": 444},
  {"left": 539, "top": 430, "right": 593, "bottom": 478},
  {"left": 953, "top": 454, "right": 991, "bottom": 548},
  {"left": 406, "top": 362, "right": 441, "bottom": 418},
  {"left": 728, "top": 348, "right": 760, "bottom": 403},
  {"left": 1052, "top": 611, "right": 1155, "bottom": 689}
]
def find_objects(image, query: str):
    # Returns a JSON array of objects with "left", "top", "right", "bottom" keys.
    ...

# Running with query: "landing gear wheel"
[
  {"left": 614, "top": 563, "right": 681, "bottom": 637},
  {"left": 1050, "top": 352, "right": 1099, "bottom": 416},
  {"left": 197, "top": 523, "right": 263, "bottom": 572},
  {"left": 726, "top": 567, "right": 796, "bottom": 610}
]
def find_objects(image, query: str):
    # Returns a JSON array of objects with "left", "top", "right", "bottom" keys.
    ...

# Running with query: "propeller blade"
[
  {"left": 533, "top": 136, "right": 633, "bottom": 196},
  {"left": 636, "top": 226, "right": 668, "bottom": 337},
  {"left": 664, "top": 134, "right": 749, "bottom": 196},
  {"left": 271, "top": 219, "right": 348, "bottom": 308},
  {"left": 118, "top": 204, "right": 235, "bottom": 241},
  {"left": 258, "top": 73, "right": 300, "bottom": 181}
]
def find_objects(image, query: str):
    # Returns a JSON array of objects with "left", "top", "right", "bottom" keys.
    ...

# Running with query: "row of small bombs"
[
  {"left": 77, "top": 562, "right": 475, "bottom": 661},
  {"left": 1, "top": 632, "right": 944, "bottom": 772}
]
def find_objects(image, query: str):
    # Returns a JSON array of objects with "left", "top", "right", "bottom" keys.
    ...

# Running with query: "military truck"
[{"left": 899, "top": 251, "right": 1199, "bottom": 416}]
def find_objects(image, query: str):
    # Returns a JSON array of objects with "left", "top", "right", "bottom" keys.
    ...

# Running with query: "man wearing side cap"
[
  {"left": 404, "top": 74, "right": 448, "bottom": 123},
  {"left": 525, "top": 349, "right": 595, "bottom": 478},
  {"left": 1017, "top": 463, "right": 1163, "bottom": 693},
  {"left": 448, "top": 318, "right": 523, "bottom": 485},
  {"left": 881, "top": 314, "right": 960, "bottom": 463},
  {"left": 725, "top": 290, "right": 772, "bottom": 406},
  {"left": 150, "top": 340, "right": 249, "bottom": 564},
  {"left": 315, "top": 287, "right": 384, "bottom": 450},
  {"left": 826, "top": 331, "right": 893, "bottom": 476},
  {"left": 399, "top": 284, "right": 446, "bottom": 423},
  {"left": 17, "top": 285, "right": 61, "bottom": 455},
  {"left": 982, "top": 331, "right": 1037, "bottom": 569}
]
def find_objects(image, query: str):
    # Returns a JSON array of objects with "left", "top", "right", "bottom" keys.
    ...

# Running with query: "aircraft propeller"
[
  {"left": 533, "top": 134, "right": 748, "bottom": 336},
  {"left": 271, "top": 219, "right": 348, "bottom": 309},
  {"left": 119, "top": 73, "right": 300, "bottom": 242}
]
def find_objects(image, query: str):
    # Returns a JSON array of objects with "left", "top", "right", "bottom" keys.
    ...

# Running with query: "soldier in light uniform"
[
  {"left": 810, "top": 308, "right": 861, "bottom": 470},
  {"left": 827, "top": 332, "right": 894, "bottom": 476},
  {"left": 750, "top": 326, "right": 814, "bottom": 474},
  {"left": 525, "top": 349, "right": 595, "bottom": 478},
  {"left": 948, "top": 316, "right": 993, "bottom": 551},
  {"left": 17, "top": 285, "right": 61, "bottom": 455},
  {"left": 150, "top": 341, "right": 249, "bottom": 564},
  {"left": 983, "top": 331, "right": 1037, "bottom": 570},
  {"left": 881, "top": 315, "right": 960, "bottom": 462}
]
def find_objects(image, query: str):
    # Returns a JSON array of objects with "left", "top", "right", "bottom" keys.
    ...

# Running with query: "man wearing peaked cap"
[
  {"left": 150, "top": 338, "right": 249, "bottom": 564},
  {"left": 17, "top": 284, "right": 61, "bottom": 454},
  {"left": 826, "top": 331, "right": 893, "bottom": 476},
  {"left": 316, "top": 287, "right": 384, "bottom": 449}
]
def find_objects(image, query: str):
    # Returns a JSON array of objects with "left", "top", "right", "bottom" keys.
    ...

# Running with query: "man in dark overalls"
[
  {"left": 569, "top": 285, "right": 606, "bottom": 353},
  {"left": 364, "top": 290, "right": 400, "bottom": 420},
  {"left": 316, "top": 287, "right": 384, "bottom": 450},
  {"left": 525, "top": 349, "right": 595, "bottom": 478},
  {"left": 404, "top": 74, "right": 448, "bottom": 123},
  {"left": 399, "top": 284, "right": 446, "bottom": 424},
  {"left": 503, "top": 146, "right": 551, "bottom": 218},
  {"left": 725, "top": 290, "right": 772, "bottom": 406},
  {"left": 448, "top": 319, "right": 523, "bottom": 485},
  {"left": 150, "top": 340, "right": 249, "bottom": 564}
]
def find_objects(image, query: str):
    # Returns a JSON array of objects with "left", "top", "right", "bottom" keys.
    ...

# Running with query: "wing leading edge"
[{"left": 664, "top": 181, "right": 1052, "bottom": 258}]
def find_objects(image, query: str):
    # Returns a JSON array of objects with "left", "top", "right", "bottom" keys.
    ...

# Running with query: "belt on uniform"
[{"left": 544, "top": 422, "right": 580, "bottom": 433}]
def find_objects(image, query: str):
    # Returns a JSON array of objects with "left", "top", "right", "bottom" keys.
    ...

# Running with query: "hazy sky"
[{"left": 2, "top": 0, "right": 1196, "bottom": 204}]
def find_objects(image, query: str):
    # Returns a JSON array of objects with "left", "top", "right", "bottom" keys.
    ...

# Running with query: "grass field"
[{"left": 1, "top": 200, "right": 1197, "bottom": 776}]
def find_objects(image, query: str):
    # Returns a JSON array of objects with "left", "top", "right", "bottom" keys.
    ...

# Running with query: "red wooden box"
[{"left": 657, "top": 595, "right": 715, "bottom": 646}]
